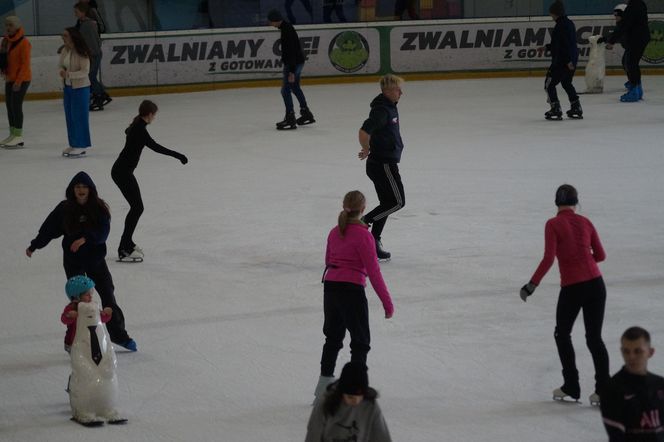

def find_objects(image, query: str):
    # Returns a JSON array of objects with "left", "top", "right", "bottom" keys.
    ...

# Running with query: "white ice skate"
[
  {"left": 553, "top": 386, "right": 580, "bottom": 402},
  {"left": 1, "top": 136, "right": 24, "bottom": 149},
  {"left": 589, "top": 392, "right": 600, "bottom": 406},
  {"left": 117, "top": 249, "right": 144, "bottom": 263},
  {"left": 62, "top": 147, "right": 87, "bottom": 158},
  {"left": 313, "top": 375, "right": 335, "bottom": 405}
]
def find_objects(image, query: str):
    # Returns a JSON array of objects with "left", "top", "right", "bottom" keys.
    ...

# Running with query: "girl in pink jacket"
[{"left": 313, "top": 190, "right": 394, "bottom": 403}]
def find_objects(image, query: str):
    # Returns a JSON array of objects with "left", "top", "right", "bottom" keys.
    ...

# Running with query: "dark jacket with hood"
[
  {"left": 360, "top": 94, "right": 404, "bottom": 164},
  {"left": 28, "top": 172, "right": 110, "bottom": 267},
  {"left": 278, "top": 21, "right": 305, "bottom": 73},
  {"left": 546, "top": 15, "right": 579, "bottom": 68},
  {"left": 608, "top": 0, "right": 650, "bottom": 51}
]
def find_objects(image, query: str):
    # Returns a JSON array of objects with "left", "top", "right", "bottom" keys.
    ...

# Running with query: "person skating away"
[
  {"left": 314, "top": 191, "right": 394, "bottom": 403},
  {"left": 111, "top": 100, "right": 188, "bottom": 262},
  {"left": 603, "top": 0, "right": 650, "bottom": 102},
  {"left": 358, "top": 74, "right": 406, "bottom": 261},
  {"left": 306, "top": 361, "right": 392, "bottom": 442},
  {"left": 601, "top": 327, "right": 664, "bottom": 441},
  {"left": 543, "top": 1, "right": 582, "bottom": 120},
  {"left": 520, "top": 184, "right": 609, "bottom": 405},
  {"left": 74, "top": 2, "right": 110, "bottom": 111},
  {"left": 267, "top": 9, "right": 315, "bottom": 130},
  {"left": 59, "top": 27, "right": 92, "bottom": 157},
  {"left": 61, "top": 275, "right": 112, "bottom": 354},
  {"left": 26, "top": 171, "right": 137, "bottom": 352},
  {"left": 0, "top": 16, "right": 31, "bottom": 149}
]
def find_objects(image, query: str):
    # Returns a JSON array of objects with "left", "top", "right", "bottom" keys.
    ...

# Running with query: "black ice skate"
[
  {"left": 545, "top": 102, "right": 563, "bottom": 121},
  {"left": 276, "top": 112, "right": 297, "bottom": 130},
  {"left": 566, "top": 100, "right": 583, "bottom": 119},
  {"left": 296, "top": 107, "right": 316, "bottom": 126},
  {"left": 89, "top": 95, "right": 104, "bottom": 112},
  {"left": 376, "top": 240, "right": 391, "bottom": 261},
  {"left": 101, "top": 93, "right": 113, "bottom": 106}
]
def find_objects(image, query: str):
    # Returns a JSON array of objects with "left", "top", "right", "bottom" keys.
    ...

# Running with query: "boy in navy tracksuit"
[{"left": 544, "top": 1, "right": 582, "bottom": 120}]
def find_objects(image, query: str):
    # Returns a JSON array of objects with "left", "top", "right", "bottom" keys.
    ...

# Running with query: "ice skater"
[
  {"left": 26, "top": 171, "right": 137, "bottom": 351},
  {"left": 358, "top": 74, "right": 406, "bottom": 260},
  {"left": 111, "top": 100, "right": 188, "bottom": 262},
  {"left": 543, "top": 1, "right": 582, "bottom": 120},
  {"left": 306, "top": 361, "right": 392, "bottom": 442},
  {"left": 603, "top": 0, "right": 650, "bottom": 102},
  {"left": 267, "top": 9, "right": 315, "bottom": 130},
  {"left": 520, "top": 184, "right": 609, "bottom": 405},
  {"left": 601, "top": 327, "right": 664, "bottom": 439},
  {"left": 314, "top": 191, "right": 394, "bottom": 403}
]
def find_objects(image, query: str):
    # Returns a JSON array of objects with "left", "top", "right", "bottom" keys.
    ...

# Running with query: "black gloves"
[
  {"left": 179, "top": 154, "right": 188, "bottom": 165},
  {"left": 520, "top": 282, "right": 537, "bottom": 302}
]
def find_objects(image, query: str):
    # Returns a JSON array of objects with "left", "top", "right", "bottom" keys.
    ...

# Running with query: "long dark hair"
[
  {"left": 322, "top": 381, "right": 378, "bottom": 417},
  {"left": 63, "top": 185, "right": 110, "bottom": 236},
  {"left": 130, "top": 100, "right": 159, "bottom": 126},
  {"left": 65, "top": 26, "right": 91, "bottom": 58}
]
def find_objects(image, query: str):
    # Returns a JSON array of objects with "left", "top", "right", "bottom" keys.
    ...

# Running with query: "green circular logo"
[
  {"left": 643, "top": 20, "right": 664, "bottom": 64},
  {"left": 328, "top": 31, "right": 370, "bottom": 73}
]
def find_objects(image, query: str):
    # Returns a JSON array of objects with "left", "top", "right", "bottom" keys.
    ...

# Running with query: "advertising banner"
[
  {"left": 389, "top": 18, "right": 659, "bottom": 72},
  {"left": 100, "top": 27, "right": 380, "bottom": 87}
]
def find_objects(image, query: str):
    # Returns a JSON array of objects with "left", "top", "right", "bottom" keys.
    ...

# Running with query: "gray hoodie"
[
  {"left": 78, "top": 18, "right": 100, "bottom": 56},
  {"left": 305, "top": 395, "right": 391, "bottom": 442}
]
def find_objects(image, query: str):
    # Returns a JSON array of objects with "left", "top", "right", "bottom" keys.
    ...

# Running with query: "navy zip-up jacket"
[
  {"left": 360, "top": 94, "right": 404, "bottom": 164},
  {"left": 28, "top": 172, "right": 109, "bottom": 267},
  {"left": 547, "top": 15, "right": 579, "bottom": 68},
  {"left": 278, "top": 21, "right": 305, "bottom": 73},
  {"left": 608, "top": 0, "right": 650, "bottom": 50}
]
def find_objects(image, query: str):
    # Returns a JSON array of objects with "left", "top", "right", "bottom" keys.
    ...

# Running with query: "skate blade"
[
  {"left": 568, "top": 116, "right": 583, "bottom": 119},
  {"left": 71, "top": 417, "right": 104, "bottom": 427},
  {"left": 545, "top": 116, "right": 563, "bottom": 121},
  {"left": 62, "top": 152, "right": 86, "bottom": 158},
  {"left": 378, "top": 257, "right": 391, "bottom": 262},
  {"left": 108, "top": 418, "right": 128, "bottom": 425},
  {"left": 590, "top": 400, "right": 600, "bottom": 407},
  {"left": 296, "top": 119, "right": 316, "bottom": 126},
  {"left": 553, "top": 395, "right": 580, "bottom": 403},
  {"left": 116, "top": 257, "right": 143, "bottom": 263},
  {"left": 276, "top": 125, "right": 297, "bottom": 130},
  {"left": 1, "top": 144, "right": 25, "bottom": 149}
]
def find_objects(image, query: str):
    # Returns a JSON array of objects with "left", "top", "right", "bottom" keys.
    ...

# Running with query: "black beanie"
[
  {"left": 338, "top": 362, "right": 369, "bottom": 395},
  {"left": 267, "top": 9, "right": 283, "bottom": 22},
  {"left": 549, "top": 1, "right": 565, "bottom": 16}
]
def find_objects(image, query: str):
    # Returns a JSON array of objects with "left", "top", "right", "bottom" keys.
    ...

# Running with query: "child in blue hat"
[{"left": 61, "top": 275, "right": 112, "bottom": 353}]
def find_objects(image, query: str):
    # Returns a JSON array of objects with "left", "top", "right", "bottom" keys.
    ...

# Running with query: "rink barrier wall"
[{"left": 8, "top": 15, "right": 664, "bottom": 101}]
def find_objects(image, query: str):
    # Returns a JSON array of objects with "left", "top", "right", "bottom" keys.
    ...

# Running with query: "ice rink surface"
[{"left": 1, "top": 75, "right": 663, "bottom": 441}]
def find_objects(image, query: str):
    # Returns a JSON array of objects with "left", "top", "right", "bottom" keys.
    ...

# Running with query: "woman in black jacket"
[
  {"left": 111, "top": 100, "right": 188, "bottom": 262},
  {"left": 26, "top": 171, "right": 136, "bottom": 351}
]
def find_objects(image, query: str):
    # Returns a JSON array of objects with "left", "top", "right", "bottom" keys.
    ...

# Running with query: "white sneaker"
[
  {"left": 589, "top": 392, "right": 600, "bottom": 406},
  {"left": 2, "top": 136, "right": 24, "bottom": 149}
]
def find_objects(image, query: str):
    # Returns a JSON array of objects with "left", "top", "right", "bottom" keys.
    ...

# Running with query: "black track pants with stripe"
[{"left": 364, "top": 160, "right": 405, "bottom": 241}]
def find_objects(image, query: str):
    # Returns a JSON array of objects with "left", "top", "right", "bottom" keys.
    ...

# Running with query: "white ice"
[{"left": 1, "top": 76, "right": 663, "bottom": 442}]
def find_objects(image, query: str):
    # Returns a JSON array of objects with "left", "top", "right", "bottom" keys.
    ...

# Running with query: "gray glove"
[{"left": 520, "top": 282, "right": 537, "bottom": 302}]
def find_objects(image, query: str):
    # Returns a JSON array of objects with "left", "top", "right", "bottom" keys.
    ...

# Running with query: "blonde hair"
[
  {"left": 380, "top": 74, "right": 404, "bottom": 91},
  {"left": 5, "top": 16, "right": 22, "bottom": 28},
  {"left": 338, "top": 191, "right": 366, "bottom": 236}
]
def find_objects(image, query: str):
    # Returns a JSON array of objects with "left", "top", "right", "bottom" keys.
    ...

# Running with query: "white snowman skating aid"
[
  {"left": 584, "top": 35, "right": 606, "bottom": 93},
  {"left": 69, "top": 301, "right": 126, "bottom": 426}
]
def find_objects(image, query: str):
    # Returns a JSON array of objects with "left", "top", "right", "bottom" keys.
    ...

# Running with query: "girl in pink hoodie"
[{"left": 313, "top": 190, "right": 394, "bottom": 403}]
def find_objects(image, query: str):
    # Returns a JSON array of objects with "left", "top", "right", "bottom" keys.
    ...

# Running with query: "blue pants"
[
  {"left": 63, "top": 86, "right": 91, "bottom": 148},
  {"left": 281, "top": 64, "right": 307, "bottom": 114}
]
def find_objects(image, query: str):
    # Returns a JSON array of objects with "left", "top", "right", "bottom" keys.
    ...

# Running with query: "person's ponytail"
[{"left": 338, "top": 191, "right": 366, "bottom": 237}]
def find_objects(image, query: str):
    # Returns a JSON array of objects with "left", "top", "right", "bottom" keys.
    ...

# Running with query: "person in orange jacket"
[{"left": 0, "top": 16, "right": 31, "bottom": 149}]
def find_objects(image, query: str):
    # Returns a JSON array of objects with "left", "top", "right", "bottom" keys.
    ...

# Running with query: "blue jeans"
[
  {"left": 63, "top": 86, "right": 91, "bottom": 148},
  {"left": 281, "top": 64, "right": 308, "bottom": 114},
  {"left": 89, "top": 53, "right": 107, "bottom": 97}
]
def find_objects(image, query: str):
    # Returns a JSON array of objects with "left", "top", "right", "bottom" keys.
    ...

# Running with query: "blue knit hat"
[{"left": 65, "top": 275, "right": 95, "bottom": 301}]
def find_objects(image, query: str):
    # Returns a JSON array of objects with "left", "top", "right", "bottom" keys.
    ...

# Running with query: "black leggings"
[
  {"left": 5, "top": 81, "right": 30, "bottom": 129},
  {"left": 111, "top": 166, "right": 143, "bottom": 252},
  {"left": 545, "top": 66, "right": 578, "bottom": 105},
  {"left": 363, "top": 161, "right": 405, "bottom": 241},
  {"left": 64, "top": 259, "right": 130, "bottom": 343},
  {"left": 320, "top": 281, "right": 371, "bottom": 377},
  {"left": 554, "top": 276, "right": 610, "bottom": 393}
]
